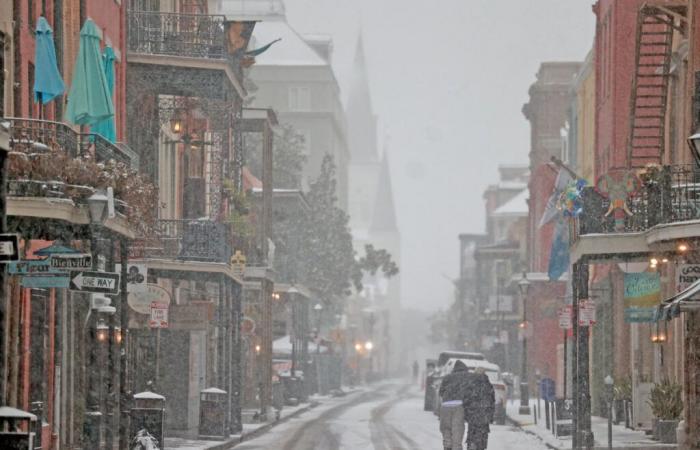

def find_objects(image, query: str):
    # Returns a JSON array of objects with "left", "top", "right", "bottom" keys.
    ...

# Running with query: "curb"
[{"left": 505, "top": 415, "right": 678, "bottom": 450}]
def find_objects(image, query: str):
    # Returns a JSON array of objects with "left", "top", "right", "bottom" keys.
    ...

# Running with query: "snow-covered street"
[{"left": 235, "top": 381, "right": 548, "bottom": 450}]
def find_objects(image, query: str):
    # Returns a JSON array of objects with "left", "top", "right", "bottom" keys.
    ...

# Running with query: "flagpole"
[{"left": 550, "top": 156, "right": 583, "bottom": 180}]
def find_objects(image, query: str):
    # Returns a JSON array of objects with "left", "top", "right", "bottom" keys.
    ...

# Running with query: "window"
[
  {"left": 288, "top": 86, "right": 310, "bottom": 111},
  {"left": 0, "top": 32, "right": 5, "bottom": 118},
  {"left": 28, "top": 62, "right": 35, "bottom": 118}
]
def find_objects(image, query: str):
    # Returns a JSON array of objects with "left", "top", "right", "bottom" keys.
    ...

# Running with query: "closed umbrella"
[
  {"left": 33, "top": 16, "right": 65, "bottom": 108},
  {"left": 65, "top": 19, "right": 114, "bottom": 126},
  {"left": 91, "top": 45, "right": 116, "bottom": 142}
]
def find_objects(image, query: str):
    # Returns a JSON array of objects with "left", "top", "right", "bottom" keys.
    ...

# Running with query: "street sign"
[
  {"left": 558, "top": 306, "right": 572, "bottom": 329},
  {"left": 21, "top": 276, "right": 70, "bottom": 288},
  {"left": 149, "top": 302, "right": 169, "bottom": 328},
  {"left": 69, "top": 271, "right": 120, "bottom": 295},
  {"left": 579, "top": 300, "right": 597, "bottom": 326},
  {"left": 0, "top": 234, "right": 19, "bottom": 262},
  {"left": 50, "top": 254, "right": 92, "bottom": 270},
  {"left": 9, "top": 259, "right": 64, "bottom": 276}
]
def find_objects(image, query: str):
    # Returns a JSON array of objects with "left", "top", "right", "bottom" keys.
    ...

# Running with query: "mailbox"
[
  {"left": 0, "top": 406, "right": 37, "bottom": 450},
  {"left": 131, "top": 391, "right": 165, "bottom": 449},
  {"left": 198, "top": 388, "right": 227, "bottom": 439}
]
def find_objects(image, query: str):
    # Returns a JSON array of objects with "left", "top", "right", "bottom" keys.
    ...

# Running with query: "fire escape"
[{"left": 627, "top": 3, "right": 687, "bottom": 169}]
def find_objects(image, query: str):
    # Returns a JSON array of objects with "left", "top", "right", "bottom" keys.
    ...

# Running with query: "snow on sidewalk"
[{"left": 506, "top": 400, "right": 677, "bottom": 450}]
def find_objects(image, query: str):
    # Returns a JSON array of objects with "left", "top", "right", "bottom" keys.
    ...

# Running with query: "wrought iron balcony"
[
  {"left": 7, "top": 118, "right": 136, "bottom": 167},
  {"left": 576, "top": 165, "right": 700, "bottom": 237},
  {"left": 130, "top": 219, "right": 232, "bottom": 263},
  {"left": 127, "top": 10, "right": 227, "bottom": 60}
]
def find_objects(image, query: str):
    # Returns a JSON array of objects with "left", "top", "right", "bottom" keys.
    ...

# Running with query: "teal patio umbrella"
[
  {"left": 91, "top": 45, "right": 116, "bottom": 142},
  {"left": 65, "top": 19, "right": 114, "bottom": 126},
  {"left": 33, "top": 16, "right": 65, "bottom": 107}
]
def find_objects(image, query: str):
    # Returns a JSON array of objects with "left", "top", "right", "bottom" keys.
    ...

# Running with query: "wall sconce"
[
  {"left": 255, "top": 344, "right": 261, "bottom": 354},
  {"left": 354, "top": 343, "right": 363, "bottom": 353},
  {"left": 170, "top": 116, "right": 183, "bottom": 135},
  {"left": 364, "top": 341, "right": 373, "bottom": 351},
  {"left": 114, "top": 326, "right": 122, "bottom": 345}
]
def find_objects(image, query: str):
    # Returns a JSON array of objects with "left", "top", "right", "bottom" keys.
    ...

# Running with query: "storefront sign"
[
  {"left": 624, "top": 272, "right": 660, "bottom": 323},
  {"left": 9, "top": 259, "right": 63, "bottom": 276},
  {"left": 676, "top": 264, "right": 700, "bottom": 295},
  {"left": 128, "top": 284, "right": 171, "bottom": 314},
  {"left": 116, "top": 263, "right": 147, "bottom": 293}
]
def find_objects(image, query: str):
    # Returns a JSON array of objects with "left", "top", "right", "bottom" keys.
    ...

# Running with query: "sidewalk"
[
  {"left": 164, "top": 388, "right": 363, "bottom": 450},
  {"left": 506, "top": 400, "right": 677, "bottom": 450}
]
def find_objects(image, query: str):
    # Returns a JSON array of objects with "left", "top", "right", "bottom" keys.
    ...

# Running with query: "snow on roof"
[
  {"left": 0, "top": 406, "right": 37, "bottom": 420},
  {"left": 201, "top": 387, "right": 227, "bottom": 394},
  {"left": 250, "top": 20, "right": 327, "bottom": 67},
  {"left": 492, "top": 189, "right": 529, "bottom": 217},
  {"left": 133, "top": 391, "right": 165, "bottom": 400}
]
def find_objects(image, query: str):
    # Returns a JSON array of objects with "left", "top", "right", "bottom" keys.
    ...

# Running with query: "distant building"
[{"left": 222, "top": 0, "right": 350, "bottom": 208}]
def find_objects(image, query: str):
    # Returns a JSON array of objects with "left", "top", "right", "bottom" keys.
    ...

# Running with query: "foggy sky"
[{"left": 285, "top": 0, "right": 595, "bottom": 311}]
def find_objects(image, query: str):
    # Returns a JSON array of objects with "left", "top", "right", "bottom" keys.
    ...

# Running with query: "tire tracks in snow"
[{"left": 369, "top": 384, "right": 422, "bottom": 450}]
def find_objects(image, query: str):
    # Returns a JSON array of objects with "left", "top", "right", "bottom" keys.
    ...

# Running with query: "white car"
[{"left": 434, "top": 358, "right": 507, "bottom": 424}]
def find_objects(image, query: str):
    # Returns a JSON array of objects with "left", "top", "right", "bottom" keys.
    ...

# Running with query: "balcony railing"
[
  {"left": 127, "top": 11, "right": 227, "bottom": 60},
  {"left": 576, "top": 165, "right": 700, "bottom": 237},
  {"left": 7, "top": 118, "right": 136, "bottom": 167},
  {"left": 129, "top": 219, "right": 232, "bottom": 263}
]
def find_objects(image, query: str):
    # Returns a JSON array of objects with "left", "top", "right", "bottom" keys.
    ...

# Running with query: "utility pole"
[
  {"left": 0, "top": 122, "right": 9, "bottom": 406},
  {"left": 573, "top": 261, "right": 593, "bottom": 449}
]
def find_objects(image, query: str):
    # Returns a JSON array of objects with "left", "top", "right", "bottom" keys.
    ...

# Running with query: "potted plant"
[
  {"left": 613, "top": 377, "right": 632, "bottom": 425},
  {"left": 648, "top": 379, "right": 683, "bottom": 444}
]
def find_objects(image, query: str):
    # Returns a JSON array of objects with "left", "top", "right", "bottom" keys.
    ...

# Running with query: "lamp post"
[
  {"left": 518, "top": 272, "right": 531, "bottom": 415},
  {"left": 605, "top": 375, "right": 614, "bottom": 450},
  {"left": 85, "top": 192, "right": 109, "bottom": 447},
  {"left": 313, "top": 303, "right": 323, "bottom": 394}
]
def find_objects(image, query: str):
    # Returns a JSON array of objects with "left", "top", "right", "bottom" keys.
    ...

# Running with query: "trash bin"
[
  {"left": 281, "top": 374, "right": 303, "bottom": 406},
  {"left": 198, "top": 388, "right": 228, "bottom": 440},
  {"left": 272, "top": 380, "right": 284, "bottom": 418},
  {"left": 131, "top": 391, "right": 165, "bottom": 449},
  {"left": 0, "top": 406, "right": 37, "bottom": 449}
]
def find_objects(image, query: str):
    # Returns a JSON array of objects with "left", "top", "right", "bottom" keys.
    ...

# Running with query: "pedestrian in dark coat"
[
  {"left": 438, "top": 360, "right": 471, "bottom": 450},
  {"left": 463, "top": 368, "right": 495, "bottom": 450}
]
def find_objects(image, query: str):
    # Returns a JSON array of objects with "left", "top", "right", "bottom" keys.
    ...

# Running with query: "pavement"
[{"left": 506, "top": 399, "right": 678, "bottom": 450}]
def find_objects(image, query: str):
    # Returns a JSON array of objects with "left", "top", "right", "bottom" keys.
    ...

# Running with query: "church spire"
[
  {"left": 370, "top": 152, "right": 398, "bottom": 232},
  {"left": 346, "top": 34, "right": 378, "bottom": 163}
]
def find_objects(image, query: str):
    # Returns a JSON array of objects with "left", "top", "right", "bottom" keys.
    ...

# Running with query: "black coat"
[
  {"left": 439, "top": 362, "right": 471, "bottom": 402},
  {"left": 463, "top": 373, "right": 495, "bottom": 425}
]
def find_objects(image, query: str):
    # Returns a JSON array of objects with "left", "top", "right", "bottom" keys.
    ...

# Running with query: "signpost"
[
  {"left": 149, "top": 302, "right": 169, "bottom": 328},
  {"left": 0, "top": 234, "right": 19, "bottom": 262},
  {"left": 50, "top": 254, "right": 92, "bottom": 270},
  {"left": 69, "top": 271, "right": 120, "bottom": 295}
]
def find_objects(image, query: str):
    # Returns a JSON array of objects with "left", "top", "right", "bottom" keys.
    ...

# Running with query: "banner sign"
[{"left": 624, "top": 272, "right": 660, "bottom": 323}]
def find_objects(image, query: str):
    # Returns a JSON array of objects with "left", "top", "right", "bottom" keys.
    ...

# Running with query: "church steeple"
[
  {"left": 370, "top": 152, "right": 398, "bottom": 232},
  {"left": 346, "top": 35, "right": 378, "bottom": 163}
]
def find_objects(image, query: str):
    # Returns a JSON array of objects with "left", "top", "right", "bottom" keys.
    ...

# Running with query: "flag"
[
  {"left": 539, "top": 168, "right": 573, "bottom": 228},
  {"left": 548, "top": 217, "right": 570, "bottom": 281},
  {"left": 245, "top": 38, "right": 282, "bottom": 57}
]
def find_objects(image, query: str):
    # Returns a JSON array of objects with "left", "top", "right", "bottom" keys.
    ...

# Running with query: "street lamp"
[
  {"left": 87, "top": 191, "right": 109, "bottom": 224},
  {"left": 687, "top": 130, "right": 700, "bottom": 166},
  {"left": 518, "top": 272, "right": 532, "bottom": 415},
  {"left": 364, "top": 341, "right": 374, "bottom": 351}
]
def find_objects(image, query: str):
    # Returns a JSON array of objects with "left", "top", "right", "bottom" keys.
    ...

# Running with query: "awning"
[{"left": 655, "top": 278, "right": 700, "bottom": 321}]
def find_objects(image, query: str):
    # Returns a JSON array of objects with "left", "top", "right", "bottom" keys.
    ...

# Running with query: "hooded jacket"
[
  {"left": 439, "top": 360, "right": 471, "bottom": 402},
  {"left": 463, "top": 372, "right": 495, "bottom": 424}
]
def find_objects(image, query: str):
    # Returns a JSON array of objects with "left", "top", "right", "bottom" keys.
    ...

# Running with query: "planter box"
[{"left": 658, "top": 419, "right": 678, "bottom": 444}]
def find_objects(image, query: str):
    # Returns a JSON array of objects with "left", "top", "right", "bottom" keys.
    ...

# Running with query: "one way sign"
[{"left": 69, "top": 271, "right": 120, "bottom": 295}]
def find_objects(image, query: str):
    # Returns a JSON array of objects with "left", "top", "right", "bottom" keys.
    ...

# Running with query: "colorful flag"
[
  {"left": 548, "top": 217, "right": 569, "bottom": 281},
  {"left": 539, "top": 169, "right": 573, "bottom": 228}
]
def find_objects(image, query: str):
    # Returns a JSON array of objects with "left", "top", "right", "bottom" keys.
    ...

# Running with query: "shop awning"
[{"left": 655, "top": 278, "right": 700, "bottom": 321}]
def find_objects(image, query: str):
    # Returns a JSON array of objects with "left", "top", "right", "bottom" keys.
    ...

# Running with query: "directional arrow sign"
[{"left": 69, "top": 271, "right": 120, "bottom": 295}]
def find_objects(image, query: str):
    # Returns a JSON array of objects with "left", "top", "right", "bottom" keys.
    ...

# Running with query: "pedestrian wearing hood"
[
  {"left": 463, "top": 367, "right": 495, "bottom": 450},
  {"left": 438, "top": 360, "right": 471, "bottom": 450}
]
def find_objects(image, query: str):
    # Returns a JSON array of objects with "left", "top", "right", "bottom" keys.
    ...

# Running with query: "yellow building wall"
[{"left": 576, "top": 54, "right": 596, "bottom": 183}]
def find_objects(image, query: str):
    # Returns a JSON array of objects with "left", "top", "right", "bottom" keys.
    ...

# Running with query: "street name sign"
[
  {"left": 51, "top": 254, "right": 92, "bottom": 270},
  {"left": 69, "top": 271, "right": 120, "bottom": 295},
  {"left": 0, "top": 234, "right": 20, "bottom": 262},
  {"left": 9, "top": 259, "right": 64, "bottom": 276}
]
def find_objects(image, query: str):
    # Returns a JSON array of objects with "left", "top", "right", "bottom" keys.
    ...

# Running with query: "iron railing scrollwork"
[
  {"left": 575, "top": 165, "right": 700, "bottom": 237},
  {"left": 130, "top": 219, "right": 232, "bottom": 263}
]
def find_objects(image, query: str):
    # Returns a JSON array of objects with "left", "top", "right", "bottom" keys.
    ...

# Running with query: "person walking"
[
  {"left": 412, "top": 360, "right": 420, "bottom": 383},
  {"left": 463, "top": 367, "right": 495, "bottom": 450},
  {"left": 438, "top": 360, "right": 471, "bottom": 450}
]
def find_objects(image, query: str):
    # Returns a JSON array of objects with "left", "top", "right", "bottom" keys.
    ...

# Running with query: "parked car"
[
  {"left": 424, "top": 351, "right": 485, "bottom": 412},
  {"left": 430, "top": 358, "right": 507, "bottom": 424}
]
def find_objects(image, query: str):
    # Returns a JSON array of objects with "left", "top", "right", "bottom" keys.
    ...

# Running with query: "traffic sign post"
[
  {"left": 0, "top": 234, "right": 19, "bottom": 262},
  {"left": 149, "top": 302, "right": 169, "bottom": 328},
  {"left": 69, "top": 271, "right": 120, "bottom": 295}
]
